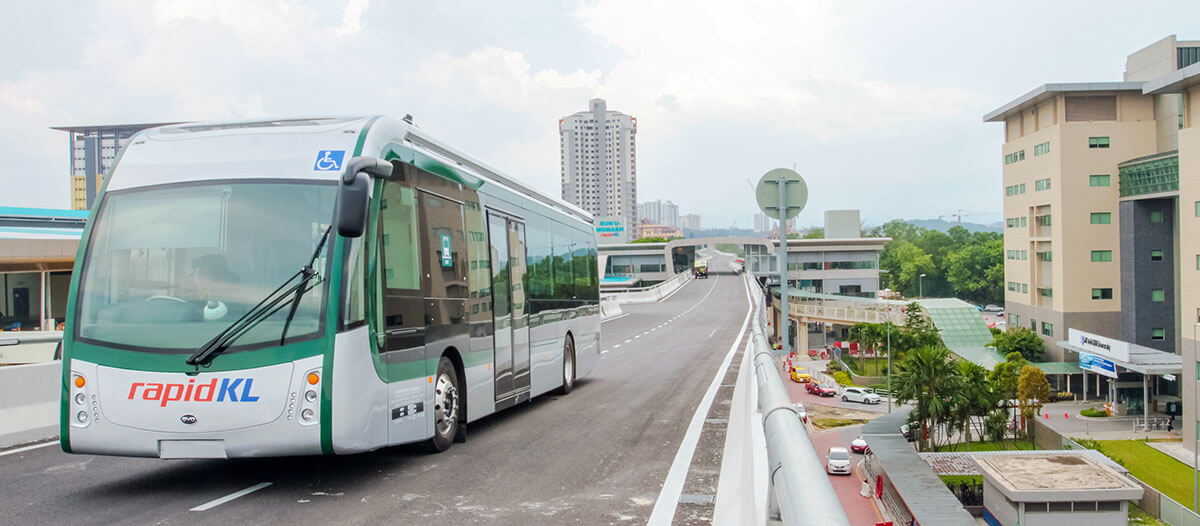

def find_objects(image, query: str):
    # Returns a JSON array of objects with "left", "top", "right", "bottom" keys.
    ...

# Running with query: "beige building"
[
  {"left": 1144, "top": 49, "right": 1200, "bottom": 457},
  {"left": 986, "top": 35, "right": 1200, "bottom": 451}
]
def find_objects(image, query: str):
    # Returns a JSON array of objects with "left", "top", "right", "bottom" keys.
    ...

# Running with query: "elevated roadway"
[{"left": 0, "top": 254, "right": 757, "bottom": 524}]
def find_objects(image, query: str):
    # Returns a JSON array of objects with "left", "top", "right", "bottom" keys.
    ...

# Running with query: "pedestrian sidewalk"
[{"left": 1037, "top": 401, "right": 1175, "bottom": 441}]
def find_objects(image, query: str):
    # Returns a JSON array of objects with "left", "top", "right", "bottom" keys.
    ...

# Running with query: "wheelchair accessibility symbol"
[{"left": 314, "top": 150, "right": 346, "bottom": 171}]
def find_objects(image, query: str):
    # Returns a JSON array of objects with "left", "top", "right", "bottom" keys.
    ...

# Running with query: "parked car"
[
  {"left": 900, "top": 424, "right": 916, "bottom": 442},
  {"left": 807, "top": 383, "right": 837, "bottom": 397},
  {"left": 842, "top": 387, "right": 881, "bottom": 405},
  {"left": 826, "top": 447, "right": 851, "bottom": 475},
  {"left": 790, "top": 365, "right": 811, "bottom": 383},
  {"left": 984, "top": 304, "right": 1004, "bottom": 312},
  {"left": 793, "top": 402, "right": 807, "bottom": 423},
  {"left": 850, "top": 436, "right": 869, "bottom": 454}
]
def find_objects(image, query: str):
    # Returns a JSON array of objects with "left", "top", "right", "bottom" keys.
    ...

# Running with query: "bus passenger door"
[
  {"left": 508, "top": 221, "right": 530, "bottom": 393},
  {"left": 488, "top": 213, "right": 514, "bottom": 399},
  {"left": 378, "top": 181, "right": 428, "bottom": 444}
]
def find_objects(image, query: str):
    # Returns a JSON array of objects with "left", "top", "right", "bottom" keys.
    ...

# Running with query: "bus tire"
[
  {"left": 425, "top": 356, "right": 460, "bottom": 453},
  {"left": 557, "top": 335, "right": 576, "bottom": 395}
]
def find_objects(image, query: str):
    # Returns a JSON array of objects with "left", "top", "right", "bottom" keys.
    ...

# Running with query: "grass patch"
[
  {"left": 844, "top": 358, "right": 889, "bottom": 377},
  {"left": 935, "top": 439, "right": 1035, "bottom": 452},
  {"left": 1092, "top": 440, "right": 1192, "bottom": 505},
  {"left": 1128, "top": 502, "right": 1165, "bottom": 525},
  {"left": 813, "top": 418, "right": 869, "bottom": 430}
]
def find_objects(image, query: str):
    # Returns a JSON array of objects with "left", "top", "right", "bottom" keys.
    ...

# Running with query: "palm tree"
[
  {"left": 953, "top": 360, "right": 995, "bottom": 449},
  {"left": 893, "top": 345, "right": 959, "bottom": 451}
]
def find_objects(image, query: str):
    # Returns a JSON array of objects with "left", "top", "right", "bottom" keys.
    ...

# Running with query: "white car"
[
  {"left": 842, "top": 387, "right": 881, "bottom": 405},
  {"left": 792, "top": 402, "right": 807, "bottom": 423},
  {"left": 826, "top": 447, "right": 851, "bottom": 475}
]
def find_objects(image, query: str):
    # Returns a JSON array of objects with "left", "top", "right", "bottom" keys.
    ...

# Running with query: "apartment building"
[
  {"left": 560, "top": 99, "right": 638, "bottom": 225},
  {"left": 52, "top": 122, "right": 182, "bottom": 210}
]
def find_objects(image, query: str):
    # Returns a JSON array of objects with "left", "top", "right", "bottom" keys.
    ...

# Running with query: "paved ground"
[
  {"left": 0, "top": 255, "right": 759, "bottom": 525},
  {"left": 1037, "top": 400, "right": 1175, "bottom": 441}
]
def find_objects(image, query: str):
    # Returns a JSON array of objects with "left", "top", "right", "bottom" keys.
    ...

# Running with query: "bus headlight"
[
  {"left": 74, "top": 393, "right": 86, "bottom": 405},
  {"left": 76, "top": 411, "right": 89, "bottom": 424},
  {"left": 304, "top": 390, "right": 317, "bottom": 403},
  {"left": 301, "top": 409, "right": 314, "bottom": 422}
]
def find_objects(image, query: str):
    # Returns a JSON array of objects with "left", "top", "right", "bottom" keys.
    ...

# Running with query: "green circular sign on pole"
[{"left": 755, "top": 168, "right": 808, "bottom": 220}]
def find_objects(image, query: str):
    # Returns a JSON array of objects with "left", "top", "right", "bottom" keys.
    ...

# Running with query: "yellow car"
[{"left": 790, "top": 365, "right": 811, "bottom": 383}]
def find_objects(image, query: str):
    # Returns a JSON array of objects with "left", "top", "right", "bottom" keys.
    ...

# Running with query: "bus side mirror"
[
  {"left": 337, "top": 172, "right": 369, "bottom": 238},
  {"left": 336, "top": 156, "right": 394, "bottom": 238}
]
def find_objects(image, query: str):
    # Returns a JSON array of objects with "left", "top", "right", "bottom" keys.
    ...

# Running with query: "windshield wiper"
[
  {"left": 186, "top": 226, "right": 333, "bottom": 367},
  {"left": 279, "top": 225, "right": 334, "bottom": 345}
]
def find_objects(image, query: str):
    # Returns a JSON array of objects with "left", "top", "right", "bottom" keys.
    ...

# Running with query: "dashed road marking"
[{"left": 190, "top": 482, "right": 273, "bottom": 512}]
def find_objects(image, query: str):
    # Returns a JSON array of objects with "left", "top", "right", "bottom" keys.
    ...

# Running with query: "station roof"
[
  {"left": 0, "top": 206, "right": 87, "bottom": 240},
  {"left": 982, "top": 82, "right": 1146, "bottom": 122},
  {"left": 49, "top": 121, "right": 185, "bottom": 133},
  {"left": 1059, "top": 339, "right": 1181, "bottom": 375}
]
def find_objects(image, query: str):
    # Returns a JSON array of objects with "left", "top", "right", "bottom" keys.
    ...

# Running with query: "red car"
[{"left": 806, "top": 383, "right": 837, "bottom": 397}]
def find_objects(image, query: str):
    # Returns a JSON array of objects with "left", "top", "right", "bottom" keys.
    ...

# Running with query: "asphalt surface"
[{"left": 0, "top": 253, "right": 752, "bottom": 525}]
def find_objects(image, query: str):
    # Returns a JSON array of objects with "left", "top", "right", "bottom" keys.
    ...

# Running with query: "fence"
[{"left": 601, "top": 271, "right": 691, "bottom": 304}]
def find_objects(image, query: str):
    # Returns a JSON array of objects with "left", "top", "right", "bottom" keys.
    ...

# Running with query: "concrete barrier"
[
  {"left": 600, "top": 299, "right": 625, "bottom": 320},
  {"left": 602, "top": 272, "right": 692, "bottom": 305},
  {"left": 0, "top": 331, "right": 62, "bottom": 365},
  {"left": 0, "top": 361, "right": 61, "bottom": 448}
]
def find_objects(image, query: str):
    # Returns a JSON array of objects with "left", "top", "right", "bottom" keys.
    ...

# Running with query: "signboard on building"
[
  {"left": 1068, "top": 328, "right": 1130, "bottom": 362},
  {"left": 1079, "top": 353, "right": 1118, "bottom": 378},
  {"left": 595, "top": 215, "right": 628, "bottom": 244}
]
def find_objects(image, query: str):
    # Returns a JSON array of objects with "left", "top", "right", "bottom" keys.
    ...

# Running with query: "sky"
[{"left": 2, "top": 0, "right": 1199, "bottom": 230}]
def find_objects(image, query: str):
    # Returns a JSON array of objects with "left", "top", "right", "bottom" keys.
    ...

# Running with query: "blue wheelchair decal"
[{"left": 314, "top": 150, "right": 346, "bottom": 171}]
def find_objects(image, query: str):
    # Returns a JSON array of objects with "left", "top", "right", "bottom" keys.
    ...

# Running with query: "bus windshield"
[{"left": 76, "top": 181, "right": 337, "bottom": 352}]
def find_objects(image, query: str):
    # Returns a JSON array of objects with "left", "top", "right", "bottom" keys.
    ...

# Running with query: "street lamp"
[{"left": 919, "top": 273, "right": 927, "bottom": 298}]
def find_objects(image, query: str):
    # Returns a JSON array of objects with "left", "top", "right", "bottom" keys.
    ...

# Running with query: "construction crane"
[{"left": 939, "top": 209, "right": 995, "bottom": 225}]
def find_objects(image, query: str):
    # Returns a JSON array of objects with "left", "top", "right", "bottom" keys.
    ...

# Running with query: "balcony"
[{"left": 1119, "top": 151, "right": 1178, "bottom": 198}]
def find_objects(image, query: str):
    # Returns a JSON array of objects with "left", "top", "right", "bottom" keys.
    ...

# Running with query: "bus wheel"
[
  {"left": 557, "top": 335, "right": 576, "bottom": 395},
  {"left": 426, "top": 356, "right": 460, "bottom": 453}
]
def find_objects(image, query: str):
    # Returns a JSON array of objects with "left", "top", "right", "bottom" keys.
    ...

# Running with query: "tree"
[
  {"left": 990, "top": 327, "right": 1045, "bottom": 362},
  {"left": 632, "top": 236, "right": 675, "bottom": 243},
  {"left": 989, "top": 352, "right": 1028, "bottom": 405},
  {"left": 802, "top": 228, "right": 823, "bottom": 239},
  {"left": 900, "top": 301, "right": 941, "bottom": 349},
  {"left": 893, "top": 345, "right": 959, "bottom": 450},
  {"left": 984, "top": 408, "right": 1009, "bottom": 444},
  {"left": 944, "top": 240, "right": 1004, "bottom": 305},
  {"left": 951, "top": 360, "right": 996, "bottom": 448},
  {"left": 1017, "top": 365, "right": 1051, "bottom": 427}
]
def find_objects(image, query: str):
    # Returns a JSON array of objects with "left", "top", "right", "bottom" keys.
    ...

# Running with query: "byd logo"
[{"left": 127, "top": 378, "right": 260, "bottom": 407}]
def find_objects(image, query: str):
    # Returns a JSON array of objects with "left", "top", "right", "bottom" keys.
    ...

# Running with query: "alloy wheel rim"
[{"left": 434, "top": 373, "right": 458, "bottom": 437}]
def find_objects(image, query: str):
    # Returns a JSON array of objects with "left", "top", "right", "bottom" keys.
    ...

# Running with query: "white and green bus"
[{"left": 60, "top": 116, "right": 601, "bottom": 459}]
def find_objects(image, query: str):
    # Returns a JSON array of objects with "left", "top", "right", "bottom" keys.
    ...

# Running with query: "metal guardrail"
[{"left": 748, "top": 277, "right": 851, "bottom": 525}]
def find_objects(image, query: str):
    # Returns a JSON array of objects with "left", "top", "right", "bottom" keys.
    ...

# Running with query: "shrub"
[
  {"left": 826, "top": 360, "right": 842, "bottom": 372},
  {"left": 832, "top": 371, "right": 854, "bottom": 386},
  {"left": 1080, "top": 407, "right": 1108, "bottom": 418}
]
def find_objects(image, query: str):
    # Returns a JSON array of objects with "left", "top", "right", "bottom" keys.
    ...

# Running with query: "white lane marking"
[
  {"left": 0, "top": 441, "right": 57, "bottom": 457},
  {"left": 602, "top": 313, "right": 629, "bottom": 323},
  {"left": 190, "top": 482, "right": 273, "bottom": 512},
  {"left": 613, "top": 344, "right": 621, "bottom": 349},
  {"left": 601, "top": 350, "right": 609, "bottom": 354},
  {"left": 709, "top": 328, "right": 717, "bottom": 338},
  {"left": 634, "top": 334, "right": 641, "bottom": 339},
  {"left": 643, "top": 331, "right": 650, "bottom": 336},
  {"left": 624, "top": 339, "right": 633, "bottom": 344},
  {"left": 648, "top": 270, "right": 752, "bottom": 525}
]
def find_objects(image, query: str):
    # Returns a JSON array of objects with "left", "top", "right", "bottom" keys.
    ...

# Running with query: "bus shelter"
[{"left": 1059, "top": 328, "right": 1181, "bottom": 428}]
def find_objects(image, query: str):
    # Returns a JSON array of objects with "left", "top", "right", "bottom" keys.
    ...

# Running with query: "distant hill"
[{"left": 906, "top": 218, "right": 1002, "bottom": 234}]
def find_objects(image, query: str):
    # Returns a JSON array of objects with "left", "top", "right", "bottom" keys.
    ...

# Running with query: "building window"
[
  {"left": 1090, "top": 212, "right": 1112, "bottom": 224},
  {"left": 1152, "top": 289, "right": 1165, "bottom": 302},
  {"left": 1037, "top": 251, "right": 1052, "bottom": 262},
  {"left": 1152, "top": 328, "right": 1165, "bottom": 340},
  {"left": 1020, "top": 183, "right": 1026, "bottom": 193},
  {"left": 1035, "top": 178, "right": 1052, "bottom": 191},
  {"left": 1150, "top": 210, "right": 1164, "bottom": 223},
  {"left": 1031, "top": 318, "right": 1037, "bottom": 331},
  {"left": 1038, "top": 287, "right": 1052, "bottom": 298},
  {"left": 1092, "top": 288, "right": 1113, "bottom": 300},
  {"left": 1022, "top": 283, "right": 1028, "bottom": 293},
  {"left": 1041, "top": 322, "right": 1054, "bottom": 336},
  {"left": 1151, "top": 249, "right": 1164, "bottom": 261},
  {"left": 1034, "top": 142, "right": 1051, "bottom": 156},
  {"left": 1037, "top": 215, "right": 1052, "bottom": 226},
  {"left": 1089, "top": 136, "right": 1111, "bottom": 148},
  {"left": 1091, "top": 250, "right": 1113, "bottom": 262},
  {"left": 1090, "top": 174, "right": 1111, "bottom": 187}
]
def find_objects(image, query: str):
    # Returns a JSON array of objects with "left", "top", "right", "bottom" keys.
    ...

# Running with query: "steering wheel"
[{"left": 146, "top": 295, "right": 188, "bottom": 303}]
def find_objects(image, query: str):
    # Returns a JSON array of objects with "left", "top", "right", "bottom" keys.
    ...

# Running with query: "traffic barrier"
[
  {"left": 0, "top": 361, "right": 61, "bottom": 449},
  {"left": 600, "top": 271, "right": 692, "bottom": 305},
  {"left": 599, "top": 299, "right": 625, "bottom": 320}
]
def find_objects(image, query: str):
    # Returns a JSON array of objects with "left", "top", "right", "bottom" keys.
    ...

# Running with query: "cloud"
[{"left": 336, "top": 0, "right": 369, "bottom": 37}]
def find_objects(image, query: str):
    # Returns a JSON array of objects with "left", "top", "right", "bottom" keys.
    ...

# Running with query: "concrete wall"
[
  {"left": 1177, "top": 83, "right": 1200, "bottom": 457},
  {"left": 0, "top": 361, "right": 60, "bottom": 448},
  {"left": 983, "top": 478, "right": 1019, "bottom": 526}
]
